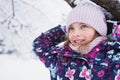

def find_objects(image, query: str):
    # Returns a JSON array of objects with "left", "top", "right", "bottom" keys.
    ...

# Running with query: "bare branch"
[{"left": 11, "top": 0, "right": 15, "bottom": 16}]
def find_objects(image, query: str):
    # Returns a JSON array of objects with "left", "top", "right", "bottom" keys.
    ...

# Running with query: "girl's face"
[{"left": 68, "top": 22, "right": 99, "bottom": 47}]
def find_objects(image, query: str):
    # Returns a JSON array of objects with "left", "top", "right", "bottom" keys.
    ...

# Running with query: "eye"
[
  {"left": 69, "top": 26, "right": 74, "bottom": 31},
  {"left": 81, "top": 24, "right": 88, "bottom": 30}
]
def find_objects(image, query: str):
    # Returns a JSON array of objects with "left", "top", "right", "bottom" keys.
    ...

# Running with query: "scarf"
[{"left": 69, "top": 36, "right": 107, "bottom": 54}]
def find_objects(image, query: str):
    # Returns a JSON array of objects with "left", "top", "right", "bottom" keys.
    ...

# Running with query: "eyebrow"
[
  {"left": 79, "top": 23, "right": 86, "bottom": 25},
  {"left": 80, "top": 23, "right": 91, "bottom": 27}
]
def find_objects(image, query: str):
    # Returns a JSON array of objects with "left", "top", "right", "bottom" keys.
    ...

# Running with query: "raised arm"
[{"left": 33, "top": 25, "right": 66, "bottom": 67}]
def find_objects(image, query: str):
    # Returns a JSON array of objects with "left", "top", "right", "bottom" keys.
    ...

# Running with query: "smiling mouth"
[{"left": 73, "top": 39, "right": 85, "bottom": 44}]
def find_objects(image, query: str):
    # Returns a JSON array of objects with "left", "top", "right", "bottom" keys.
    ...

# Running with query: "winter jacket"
[{"left": 33, "top": 24, "right": 120, "bottom": 80}]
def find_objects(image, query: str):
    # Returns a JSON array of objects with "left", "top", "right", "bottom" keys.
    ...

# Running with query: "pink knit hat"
[{"left": 66, "top": 2, "right": 107, "bottom": 36}]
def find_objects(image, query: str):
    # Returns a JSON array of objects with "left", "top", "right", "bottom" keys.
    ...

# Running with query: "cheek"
[
  {"left": 85, "top": 31, "right": 96, "bottom": 40},
  {"left": 88, "top": 32, "right": 94, "bottom": 36},
  {"left": 67, "top": 33, "right": 71, "bottom": 41},
  {"left": 67, "top": 33, "right": 74, "bottom": 43},
  {"left": 67, "top": 32, "right": 72, "bottom": 38},
  {"left": 68, "top": 35, "right": 72, "bottom": 42}
]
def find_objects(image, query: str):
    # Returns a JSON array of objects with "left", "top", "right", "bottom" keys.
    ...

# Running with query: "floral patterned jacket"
[{"left": 33, "top": 24, "right": 120, "bottom": 80}]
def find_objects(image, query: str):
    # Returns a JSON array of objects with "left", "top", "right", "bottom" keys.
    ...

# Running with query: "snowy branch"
[{"left": 0, "top": 0, "right": 24, "bottom": 34}]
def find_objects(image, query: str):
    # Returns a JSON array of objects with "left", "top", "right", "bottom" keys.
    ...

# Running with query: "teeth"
[
  {"left": 74, "top": 40, "right": 84, "bottom": 43},
  {"left": 75, "top": 40, "right": 81, "bottom": 43}
]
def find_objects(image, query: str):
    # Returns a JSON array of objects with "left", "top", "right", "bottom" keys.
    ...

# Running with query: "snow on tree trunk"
[
  {"left": 64, "top": 0, "right": 120, "bottom": 20},
  {"left": 91, "top": 0, "right": 120, "bottom": 20}
]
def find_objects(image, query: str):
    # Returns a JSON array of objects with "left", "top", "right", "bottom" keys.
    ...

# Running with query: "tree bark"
[{"left": 64, "top": 0, "right": 76, "bottom": 7}]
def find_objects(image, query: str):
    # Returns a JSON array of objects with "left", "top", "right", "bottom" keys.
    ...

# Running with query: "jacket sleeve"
[
  {"left": 107, "top": 21, "right": 120, "bottom": 79},
  {"left": 32, "top": 25, "right": 66, "bottom": 67},
  {"left": 110, "top": 22, "right": 120, "bottom": 79},
  {"left": 105, "top": 39, "right": 120, "bottom": 79}
]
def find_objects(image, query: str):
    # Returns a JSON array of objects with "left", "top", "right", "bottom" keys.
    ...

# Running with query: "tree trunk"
[{"left": 64, "top": 0, "right": 75, "bottom": 7}]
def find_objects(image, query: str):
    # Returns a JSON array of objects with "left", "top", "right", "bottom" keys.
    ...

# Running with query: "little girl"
[{"left": 33, "top": 2, "right": 120, "bottom": 80}]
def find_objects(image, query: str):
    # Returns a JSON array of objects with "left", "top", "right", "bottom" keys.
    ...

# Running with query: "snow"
[
  {"left": 0, "top": 54, "right": 50, "bottom": 80},
  {"left": 1, "top": 0, "right": 119, "bottom": 80},
  {"left": 0, "top": 0, "right": 71, "bottom": 80}
]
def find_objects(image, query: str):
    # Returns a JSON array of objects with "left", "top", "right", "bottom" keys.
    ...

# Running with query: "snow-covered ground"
[
  {"left": 0, "top": 54, "right": 51, "bottom": 80},
  {"left": 0, "top": 0, "right": 71, "bottom": 80}
]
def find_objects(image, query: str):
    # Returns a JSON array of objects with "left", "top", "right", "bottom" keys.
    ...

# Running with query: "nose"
[{"left": 73, "top": 30, "right": 81, "bottom": 37}]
